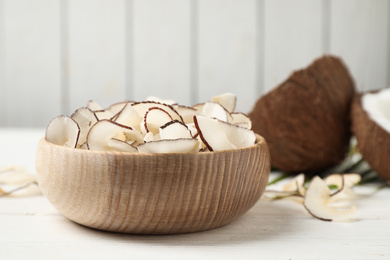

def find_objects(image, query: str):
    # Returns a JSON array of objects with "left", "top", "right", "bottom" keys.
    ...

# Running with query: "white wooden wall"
[{"left": 0, "top": 0, "right": 389, "bottom": 127}]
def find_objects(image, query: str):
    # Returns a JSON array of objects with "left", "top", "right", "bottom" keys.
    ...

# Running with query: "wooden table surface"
[{"left": 1, "top": 128, "right": 389, "bottom": 259}]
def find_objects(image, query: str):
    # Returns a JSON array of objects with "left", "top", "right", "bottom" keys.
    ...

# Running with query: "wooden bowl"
[{"left": 36, "top": 135, "right": 270, "bottom": 234}]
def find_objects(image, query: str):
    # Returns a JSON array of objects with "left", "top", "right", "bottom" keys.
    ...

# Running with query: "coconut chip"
[
  {"left": 71, "top": 107, "right": 98, "bottom": 147},
  {"left": 202, "top": 101, "right": 234, "bottom": 123},
  {"left": 45, "top": 115, "right": 80, "bottom": 148},
  {"left": 0, "top": 166, "right": 41, "bottom": 197},
  {"left": 211, "top": 93, "right": 237, "bottom": 113},
  {"left": 159, "top": 120, "right": 193, "bottom": 140},
  {"left": 231, "top": 112, "right": 252, "bottom": 129},
  {"left": 87, "top": 120, "right": 143, "bottom": 152},
  {"left": 325, "top": 173, "right": 361, "bottom": 205},
  {"left": 141, "top": 107, "right": 174, "bottom": 135},
  {"left": 112, "top": 102, "right": 142, "bottom": 130},
  {"left": 304, "top": 176, "right": 356, "bottom": 222},
  {"left": 173, "top": 105, "right": 199, "bottom": 124},
  {"left": 282, "top": 173, "right": 306, "bottom": 195},
  {"left": 194, "top": 115, "right": 255, "bottom": 151}
]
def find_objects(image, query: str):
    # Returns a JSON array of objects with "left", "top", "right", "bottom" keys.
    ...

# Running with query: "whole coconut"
[
  {"left": 249, "top": 55, "right": 355, "bottom": 173},
  {"left": 351, "top": 90, "right": 390, "bottom": 180}
]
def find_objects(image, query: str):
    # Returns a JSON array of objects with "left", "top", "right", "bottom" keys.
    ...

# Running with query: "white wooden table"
[{"left": 1, "top": 128, "right": 389, "bottom": 259}]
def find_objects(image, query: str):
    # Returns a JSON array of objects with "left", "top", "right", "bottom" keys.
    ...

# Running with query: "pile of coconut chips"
[{"left": 45, "top": 93, "right": 256, "bottom": 153}]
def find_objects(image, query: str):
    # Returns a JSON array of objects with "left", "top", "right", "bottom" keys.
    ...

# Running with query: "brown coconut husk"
[
  {"left": 249, "top": 55, "right": 355, "bottom": 173},
  {"left": 351, "top": 92, "right": 390, "bottom": 180}
]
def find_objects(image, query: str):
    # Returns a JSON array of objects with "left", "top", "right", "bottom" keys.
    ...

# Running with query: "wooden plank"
[
  {"left": 3, "top": 0, "right": 61, "bottom": 127},
  {"left": 67, "top": 0, "right": 126, "bottom": 111},
  {"left": 263, "top": 0, "right": 325, "bottom": 94},
  {"left": 0, "top": 0, "right": 5, "bottom": 126},
  {"left": 388, "top": 0, "right": 390, "bottom": 88},
  {"left": 197, "top": 0, "right": 257, "bottom": 113},
  {"left": 132, "top": 0, "right": 191, "bottom": 106},
  {"left": 330, "top": 0, "right": 390, "bottom": 91}
]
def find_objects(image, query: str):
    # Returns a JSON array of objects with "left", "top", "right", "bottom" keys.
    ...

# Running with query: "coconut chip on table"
[
  {"left": 45, "top": 93, "right": 256, "bottom": 153},
  {"left": 0, "top": 166, "right": 41, "bottom": 198},
  {"left": 264, "top": 172, "right": 363, "bottom": 222}
]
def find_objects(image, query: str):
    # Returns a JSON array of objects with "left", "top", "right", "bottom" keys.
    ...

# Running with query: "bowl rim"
[{"left": 39, "top": 134, "right": 266, "bottom": 156}]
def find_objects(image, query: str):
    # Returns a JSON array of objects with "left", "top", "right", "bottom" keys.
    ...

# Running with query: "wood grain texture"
[
  {"left": 35, "top": 135, "right": 270, "bottom": 234},
  {"left": 351, "top": 92, "right": 390, "bottom": 180}
]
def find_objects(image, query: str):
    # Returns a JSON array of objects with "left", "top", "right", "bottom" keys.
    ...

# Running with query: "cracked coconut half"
[{"left": 249, "top": 55, "right": 356, "bottom": 173}]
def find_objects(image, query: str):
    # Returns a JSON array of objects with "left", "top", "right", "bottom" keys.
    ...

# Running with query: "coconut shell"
[
  {"left": 351, "top": 92, "right": 390, "bottom": 180},
  {"left": 249, "top": 55, "right": 355, "bottom": 173}
]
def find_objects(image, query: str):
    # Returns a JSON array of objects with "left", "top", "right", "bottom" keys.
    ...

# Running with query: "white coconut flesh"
[
  {"left": 46, "top": 116, "right": 80, "bottom": 148},
  {"left": 141, "top": 107, "right": 174, "bottom": 135},
  {"left": 137, "top": 138, "right": 199, "bottom": 153},
  {"left": 325, "top": 173, "right": 361, "bottom": 204},
  {"left": 87, "top": 100, "right": 115, "bottom": 120},
  {"left": 185, "top": 123, "right": 198, "bottom": 138},
  {"left": 194, "top": 115, "right": 256, "bottom": 151},
  {"left": 231, "top": 112, "right": 252, "bottom": 129},
  {"left": 87, "top": 120, "right": 142, "bottom": 151},
  {"left": 159, "top": 120, "right": 193, "bottom": 140},
  {"left": 217, "top": 119, "right": 256, "bottom": 148},
  {"left": 362, "top": 88, "right": 390, "bottom": 133},
  {"left": 94, "top": 110, "right": 114, "bottom": 121},
  {"left": 194, "top": 116, "right": 236, "bottom": 151},
  {"left": 202, "top": 101, "right": 233, "bottom": 123},
  {"left": 0, "top": 166, "right": 38, "bottom": 185},
  {"left": 173, "top": 105, "right": 198, "bottom": 124},
  {"left": 282, "top": 173, "right": 306, "bottom": 196},
  {"left": 211, "top": 93, "right": 237, "bottom": 113},
  {"left": 143, "top": 132, "right": 157, "bottom": 142},
  {"left": 70, "top": 107, "right": 98, "bottom": 147},
  {"left": 113, "top": 103, "right": 142, "bottom": 130},
  {"left": 303, "top": 176, "right": 356, "bottom": 222}
]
